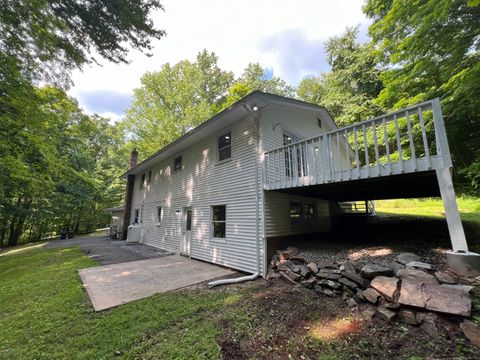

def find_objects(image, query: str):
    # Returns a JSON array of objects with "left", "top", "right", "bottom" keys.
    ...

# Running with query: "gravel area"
[{"left": 288, "top": 215, "right": 466, "bottom": 271}]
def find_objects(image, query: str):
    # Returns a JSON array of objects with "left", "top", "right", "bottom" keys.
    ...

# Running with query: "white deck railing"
[{"left": 263, "top": 98, "right": 452, "bottom": 190}]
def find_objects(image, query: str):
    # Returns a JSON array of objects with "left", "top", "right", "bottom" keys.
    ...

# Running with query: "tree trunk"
[{"left": 8, "top": 215, "right": 18, "bottom": 247}]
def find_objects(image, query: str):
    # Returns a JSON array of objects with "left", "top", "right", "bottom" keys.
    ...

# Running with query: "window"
[
  {"left": 174, "top": 156, "right": 182, "bottom": 171},
  {"left": 304, "top": 203, "right": 316, "bottom": 219},
  {"left": 283, "top": 132, "right": 306, "bottom": 178},
  {"left": 217, "top": 132, "right": 231, "bottom": 162},
  {"left": 156, "top": 206, "right": 162, "bottom": 225},
  {"left": 133, "top": 209, "right": 140, "bottom": 224},
  {"left": 139, "top": 173, "right": 145, "bottom": 189},
  {"left": 211, "top": 205, "right": 226, "bottom": 238},
  {"left": 147, "top": 170, "right": 152, "bottom": 185},
  {"left": 317, "top": 118, "right": 322, "bottom": 128},
  {"left": 290, "top": 202, "right": 302, "bottom": 225}
]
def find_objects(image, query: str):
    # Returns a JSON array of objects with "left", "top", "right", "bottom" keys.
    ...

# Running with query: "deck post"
[{"left": 436, "top": 167, "right": 480, "bottom": 275}]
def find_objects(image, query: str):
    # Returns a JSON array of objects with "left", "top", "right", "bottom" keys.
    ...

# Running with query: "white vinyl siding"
[
  {"left": 259, "top": 105, "right": 334, "bottom": 236},
  {"left": 130, "top": 115, "right": 264, "bottom": 274}
]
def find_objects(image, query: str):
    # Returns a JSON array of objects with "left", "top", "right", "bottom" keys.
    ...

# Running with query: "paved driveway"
[
  {"left": 79, "top": 255, "right": 236, "bottom": 311},
  {"left": 46, "top": 236, "right": 168, "bottom": 265}
]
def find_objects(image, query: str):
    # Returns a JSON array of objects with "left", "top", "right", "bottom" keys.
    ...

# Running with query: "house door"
[{"left": 181, "top": 207, "right": 192, "bottom": 255}]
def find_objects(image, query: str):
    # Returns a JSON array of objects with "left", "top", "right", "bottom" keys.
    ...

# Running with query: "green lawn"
[
  {"left": 375, "top": 197, "right": 480, "bottom": 224},
  {"left": 1, "top": 199, "right": 479, "bottom": 359}
]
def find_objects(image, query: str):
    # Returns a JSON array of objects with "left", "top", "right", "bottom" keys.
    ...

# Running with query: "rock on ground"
[
  {"left": 370, "top": 276, "right": 399, "bottom": 302},
  {"left": 460, "top": 320, "right": 480, "bottom": 348},
  {"left": 360, "top": 264, "right": 394, "bottom": 279},
  {"left": 396, "top": 268, "right": 438, "bottom": 285},
  {"left": 375, "top": 308, "right": 396, "bottom": 322},
  {"left": 398, "top": 309, "right": 417, "bottom": 325},
  {"left": 396, "top": 253, "right": 421, "bottom": 265},
  {"left": 363, "top": 288, "right": 381, "bottom": 304},
  {"left": 406, "top": 261, "right": 433, "bottom": 270},
  {"left": 435, "top": 271, "right": 456, "bottom": 284},
  {"left": 398, "top": 278, "right": 471, "bottom": 316},
  {"left": 420, "top": 313, "right": 439, "bottom": 339}
]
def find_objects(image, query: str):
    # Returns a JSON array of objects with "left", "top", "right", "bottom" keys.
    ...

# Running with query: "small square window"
[
  {"left": 290, "top": 202, "right": 302, "bottom": 226},
  {"left": 156, "top": 206, "right": 162, "bottom": 224},
  {"left": 139, "top": 174, "right": 145, "bottom": 189},
  {"left": 217, "top": 132, "right": 231, "bottom": 162},
  {"left": 174, "top": 156, "right": 182, "bottom": 171},
  {"left": 211, "top": 205, "right": 226, "bottom": 238}
]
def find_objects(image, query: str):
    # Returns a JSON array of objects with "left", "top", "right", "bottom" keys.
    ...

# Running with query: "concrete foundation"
[{"left": 447, "top": 251, "right": 480, "bottom": 277}]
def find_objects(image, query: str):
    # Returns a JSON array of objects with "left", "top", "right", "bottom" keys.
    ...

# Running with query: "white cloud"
[{"left": 69, "top": 0, "right": 368, "bottom": 117}]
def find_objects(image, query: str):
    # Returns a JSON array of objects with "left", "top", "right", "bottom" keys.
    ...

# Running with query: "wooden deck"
[
  {"left": 263, "top": 98, "right": 471, "bottom": 254},
  {"left": 263, "top": 98, "right": 451, "bottom": 191}
]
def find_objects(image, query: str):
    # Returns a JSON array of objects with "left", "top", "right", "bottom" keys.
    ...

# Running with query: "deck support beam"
[{"left": 436, "top": 167, "right": 480, "bottom": 275}]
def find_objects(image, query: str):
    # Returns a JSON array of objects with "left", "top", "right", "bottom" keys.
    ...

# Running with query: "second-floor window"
[
  {"left": 139, "top": 174, "right": 145, "bottom": 189},
  {"left": 217, "top": 132, "right": 231, "bottom": 162},
  {"left": 174, "top": 156, "right": 183, "bottom": 171}
]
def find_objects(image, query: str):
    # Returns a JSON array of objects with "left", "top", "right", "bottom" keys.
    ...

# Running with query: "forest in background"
[{"left": 1, "top": 0, "right": 479, "bottom": 247}]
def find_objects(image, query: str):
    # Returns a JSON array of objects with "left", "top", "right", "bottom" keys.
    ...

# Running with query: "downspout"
[{"left": 208, "top": 111, "right": 262, "bottom": 288}]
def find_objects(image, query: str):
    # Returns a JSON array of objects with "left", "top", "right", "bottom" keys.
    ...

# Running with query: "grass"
[
  {"left": 0, "top": 245, "right": 231, "bottom": 359},
  {"left": 1, "top": 198, "right": 479, "bottom": 359},
  {"left": 375, "top": 197, "right": 480, "bottom": 224}
]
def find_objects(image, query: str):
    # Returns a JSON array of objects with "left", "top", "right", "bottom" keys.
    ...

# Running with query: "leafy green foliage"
[
  {"left": 0, "top": 0, "right": 165, "bottom": 85},
  {"left": 123, "top": 50, "right": 234, "bottom": 158},
  {"left": 297, "top": 27, "right": 384, "bottom": 127},
  {"left": 364, "top": 0, "right": 480, "bottom": 191}
]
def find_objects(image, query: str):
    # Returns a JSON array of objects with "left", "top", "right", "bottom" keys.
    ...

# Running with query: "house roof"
[
  {"left": 121, "top": 91, "right": 338, "bottom": 178},
  {"left": 105, "top": 205, "right": 125, "bottom": 213}
]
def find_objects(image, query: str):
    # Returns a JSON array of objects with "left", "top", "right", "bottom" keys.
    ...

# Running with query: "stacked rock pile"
[{"left": 267, "top": 247, "right": 480, "bottom": 346}]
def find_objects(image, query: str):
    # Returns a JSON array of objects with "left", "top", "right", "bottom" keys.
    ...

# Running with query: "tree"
[
  {"left": 123, "top": 51, "right": 234, "bottom": 158},
  {"left": 364, "top": 0, "right": 480, "bottom": 190},
  {"left": 236, "top": 63, "right": 295, "bottom": 98},
  {"left": 297, "top": 27, "right": 383, "bottom": 127},
  {"left": 0, "top": 0, "right": 165, "bottom": 85}
]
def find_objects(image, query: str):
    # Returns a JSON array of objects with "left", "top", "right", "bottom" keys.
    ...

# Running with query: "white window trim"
[
  {"left": 215, "top": 129, "right": 232, "bottom": 165},
  {"left": 210, "top": 204, "right": 227, "bottom": 242}
]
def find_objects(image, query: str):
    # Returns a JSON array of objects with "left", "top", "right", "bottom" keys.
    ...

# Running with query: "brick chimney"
[
  {"left": 129, "top": 148, "right": 138, "bottom": 169},
  {"left": 122, "top": 149, "right": 138, "bottom": 239}
]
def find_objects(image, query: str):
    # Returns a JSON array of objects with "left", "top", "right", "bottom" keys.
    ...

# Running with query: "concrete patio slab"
[{"left": 78, "top": 255, "right": 235, "bottom": 311}]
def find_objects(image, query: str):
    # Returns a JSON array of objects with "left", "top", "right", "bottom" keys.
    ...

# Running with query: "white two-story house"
[{"left": 121, "top": 91, "right": 478, "bottom": 277}]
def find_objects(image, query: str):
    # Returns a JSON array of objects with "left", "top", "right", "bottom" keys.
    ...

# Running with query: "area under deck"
[
  {"left": 269, "top": 170, "right": 440, "bottom": 201},
  {"left": 263, "top": 98, "right": 472, "bottom": 258}
]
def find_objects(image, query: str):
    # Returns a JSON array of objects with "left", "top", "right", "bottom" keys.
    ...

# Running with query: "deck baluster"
[
  {"left": 372, "top": 120, "right": 380, "bottom": 176},
  {"left": 353, "top": 127, "right": 360, "bottom": 179},
  {"left": 382, "top": 117, "right": 392, "bottom": 175},
  {"left": 363, "top": 124, "right": 369, "bottom": 177},
  {"left": 405, "top": 110, "right": 417, "bottom": 170},
  {"left": 394, "top": 114, "right": 404, "bottom": 173}
]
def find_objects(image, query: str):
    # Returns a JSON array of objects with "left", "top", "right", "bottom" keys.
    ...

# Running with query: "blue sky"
[{"left": 69, "top": 0, "right": 368, "bottom": 122}]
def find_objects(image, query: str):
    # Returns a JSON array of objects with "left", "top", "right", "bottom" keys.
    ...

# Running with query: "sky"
[{"left": 69, "top": 0, "right": 369, "bottom": 122}]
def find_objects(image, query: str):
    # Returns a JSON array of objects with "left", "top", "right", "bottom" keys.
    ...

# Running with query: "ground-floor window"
[
  {"left": 133, "top": 209, "right": 140, "bottom": 224},
  {"left": 156, "top": 206, "right": 162, "bottom": 225},
  {"left": 211, "top": 205, "right": 226, "bottom": 238},
  {"left": 290, "top": 202, "right": 302, "bottom": 225}
]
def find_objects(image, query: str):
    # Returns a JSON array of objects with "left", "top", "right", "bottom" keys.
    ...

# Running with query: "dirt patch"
[{"left": 216, "top": 280, "right": 478, "bottom": 360}]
